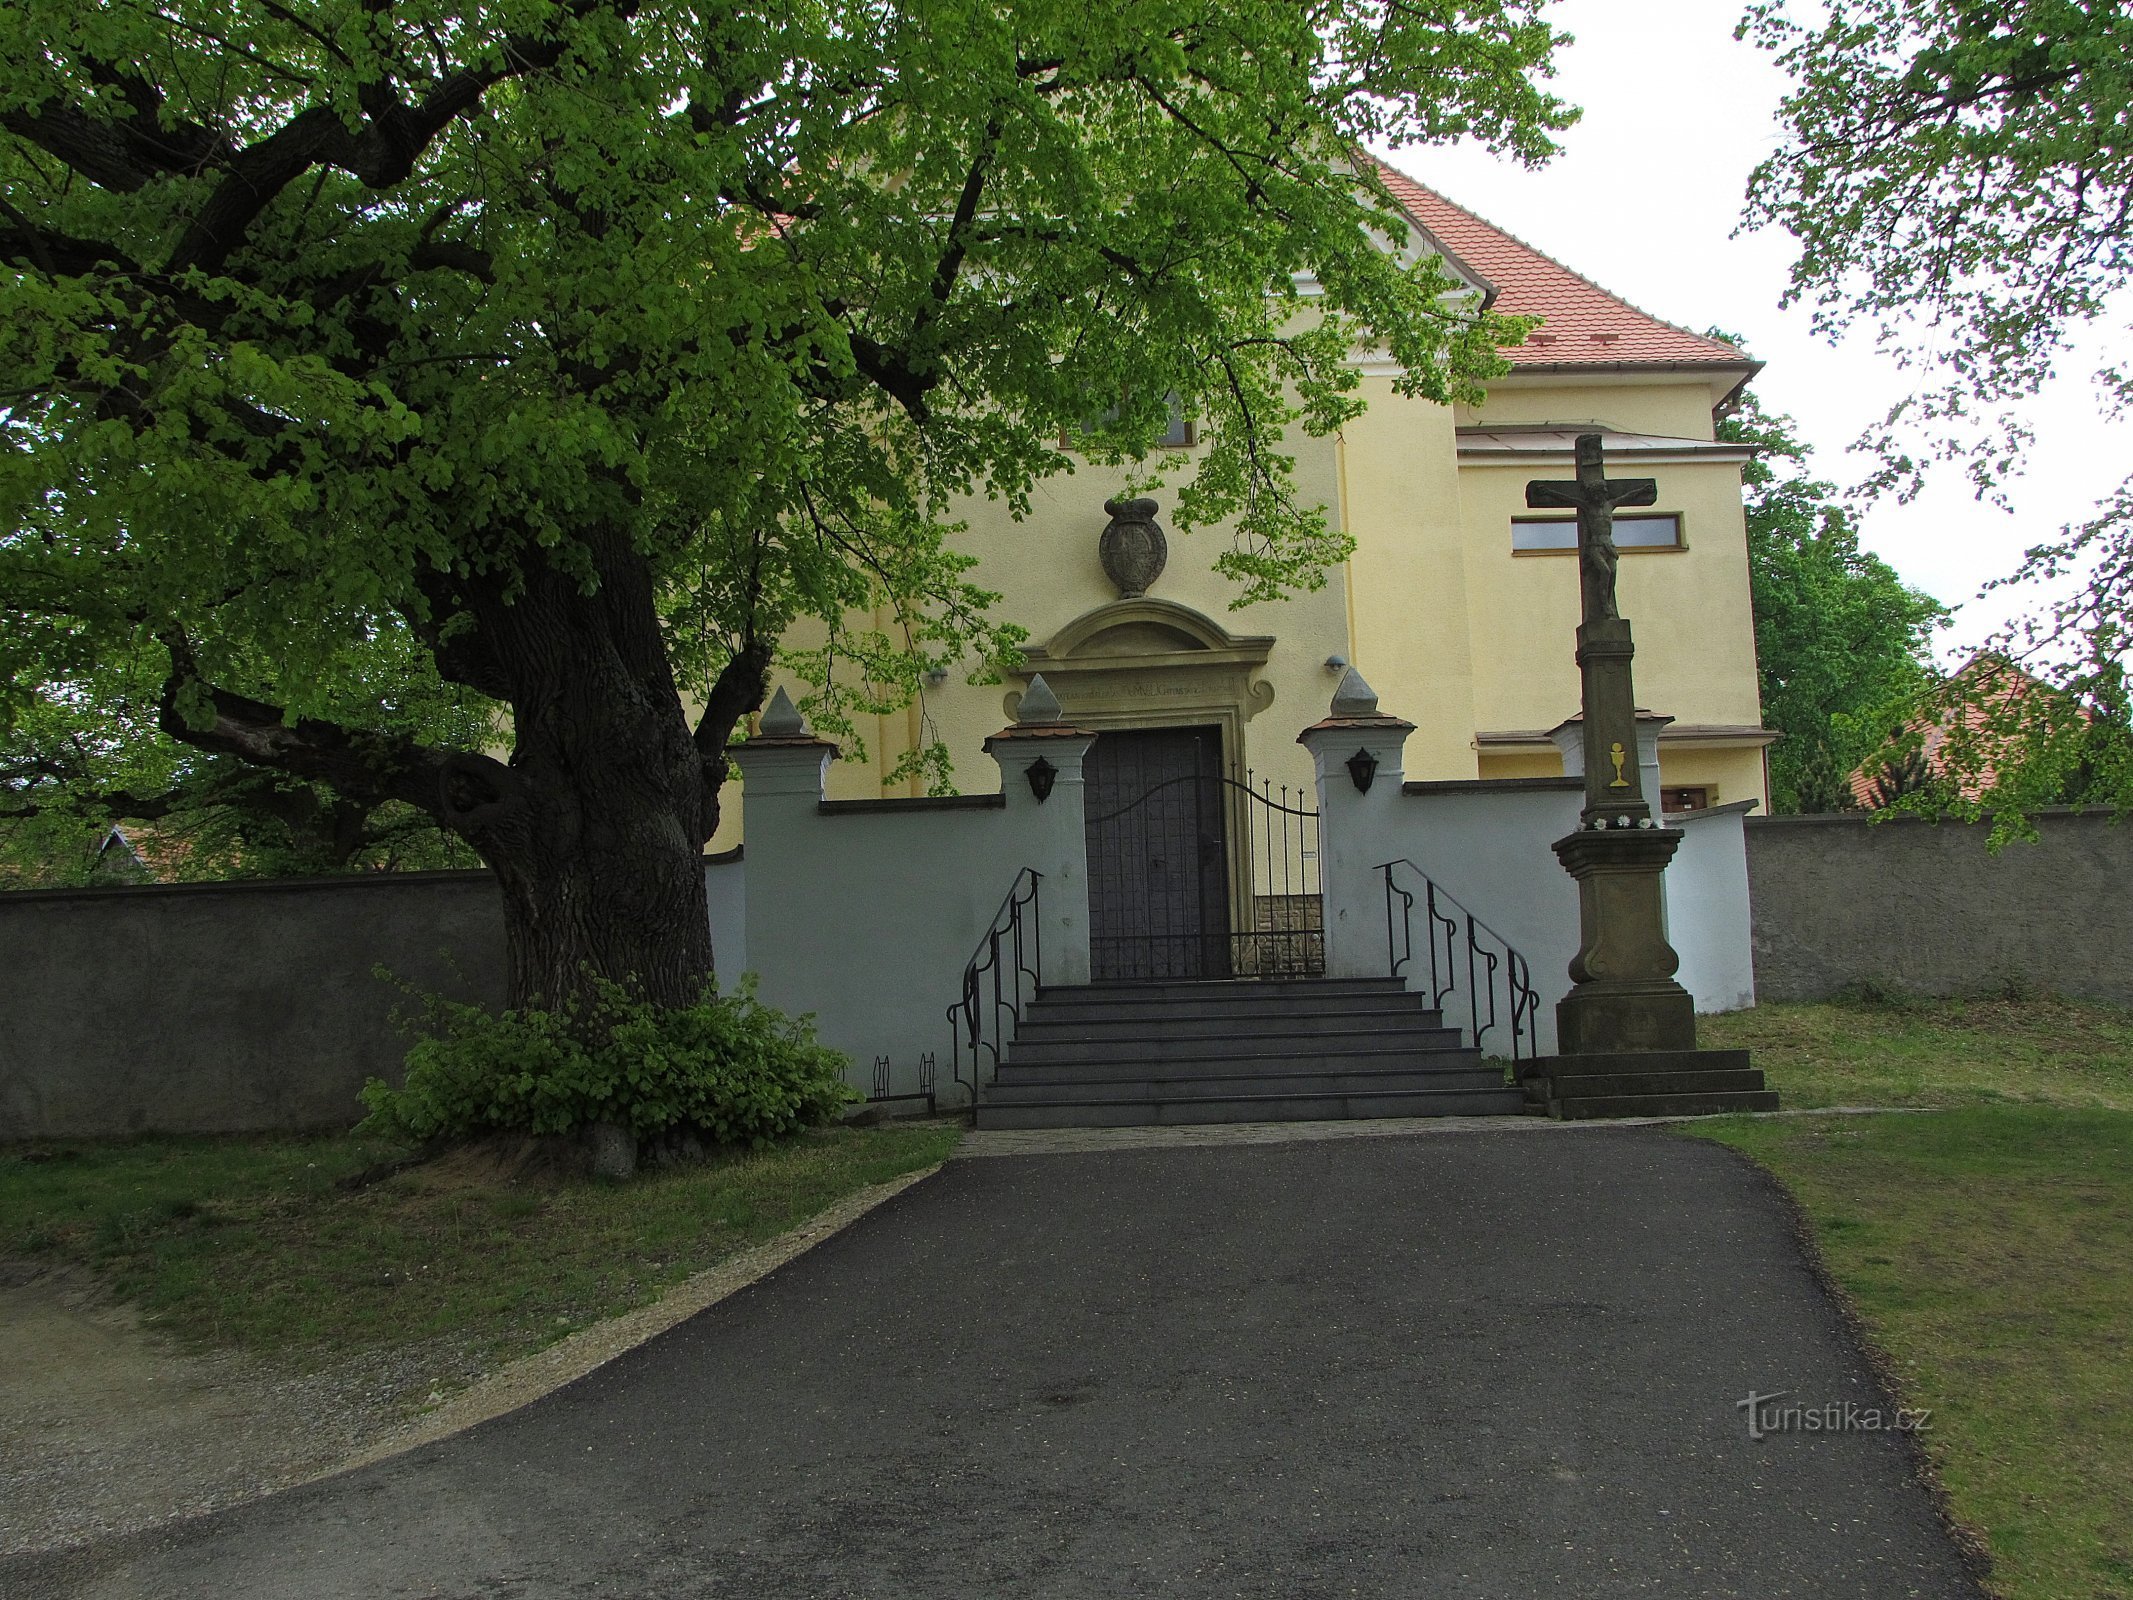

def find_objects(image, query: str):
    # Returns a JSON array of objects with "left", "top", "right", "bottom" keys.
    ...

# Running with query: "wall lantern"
[
  {"left": 1026, "top": 756, "right": 1059, "bottom": 803},
  {"left": 1345, "top": 747, "right": 1379, "bottom": 794}
]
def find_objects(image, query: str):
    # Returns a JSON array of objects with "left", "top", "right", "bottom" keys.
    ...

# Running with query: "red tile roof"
[{"left": 1369, "top": 158, "right": 1754, "bottom": 371}]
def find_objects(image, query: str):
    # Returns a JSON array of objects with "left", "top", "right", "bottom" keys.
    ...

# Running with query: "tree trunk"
[{"left": 453, "top": 529, "right": 721, "bottom": 1013}]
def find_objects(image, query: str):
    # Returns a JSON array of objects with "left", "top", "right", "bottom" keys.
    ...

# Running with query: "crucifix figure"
[
  {"left": 1525, "top": 432, "right": 1660, "bottom": 828},
  {"left": 1524, "top": 432, "right": 1657, "bottom": 625}
]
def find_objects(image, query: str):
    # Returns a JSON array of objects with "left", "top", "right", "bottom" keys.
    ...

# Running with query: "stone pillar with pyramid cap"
[
  {"left": 1298, "top": 666, "right": 1416, "bottom": 979},
  {"left": 1515, "top": 434, "right": 1777, "bottom": 1115}
]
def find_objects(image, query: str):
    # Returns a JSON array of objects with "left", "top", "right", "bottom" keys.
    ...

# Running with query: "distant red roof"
[{"left": 1369, "top": 158, "right": 1755, "bottom": 373}]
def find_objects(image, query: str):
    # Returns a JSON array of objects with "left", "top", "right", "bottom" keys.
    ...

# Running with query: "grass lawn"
[
  {"left": 1700, "top": 993, "right": 2133, "bottom": 1111},
  {"left": 1688, "top": 995, "right": 2133, "bottom": 1600},
  {"left": 0, "top": 1121, "right": 961, "bottom": 1387}
]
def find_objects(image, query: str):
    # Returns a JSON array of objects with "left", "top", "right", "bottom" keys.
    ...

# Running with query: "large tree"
[
  {"left": 1742, "top": 0, "right": 2133, "bottom": 812},
  {"left": 1, "top": 1, "right": 1570, "bottom": 1007},
  {"left": 1712, "top": 343, "right": 1947, "bottom": 813}
]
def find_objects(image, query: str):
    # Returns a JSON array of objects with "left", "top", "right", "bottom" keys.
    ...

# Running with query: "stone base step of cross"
[
  {"left": 1517, "top": 1049, "right": 1777, "bottom": 1121},
  {"left": 1540, "top": 1069, "right": 1769, "bottom": 1100},
  {"left": 1547, "top": 1090, "right": 1783, "bottom": 1120}
]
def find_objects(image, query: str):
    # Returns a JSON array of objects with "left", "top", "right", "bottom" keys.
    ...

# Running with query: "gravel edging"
[
  {"left": 2, "top": 1163, "right": 942, "bottom": 1561},
  {"left": 953, "top": 1104, "right": 1941, "bottom": 1159},
  {"left": 328, "top": 1162, "right": 941, "bottom": 1473}
]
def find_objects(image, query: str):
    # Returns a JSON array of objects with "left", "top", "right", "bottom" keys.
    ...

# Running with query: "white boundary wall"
[
  {"left": 730, "top": 728, "right": 1092, "bottom": 1105},
  {"left": 1664, "top": 801, "right": 1757, "bottom": 1014},
  {"left": 728, "top": 687, "right": 1754, "bottom": 1091},
  {"left": 1301, "top": 706, "right": 1755, "bottom": 1055}
]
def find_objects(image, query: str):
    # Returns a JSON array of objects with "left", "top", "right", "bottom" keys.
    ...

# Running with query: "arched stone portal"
[
  {"left": 1004, "top": 596, "right": 1276, "bottom": 765},
  {"left": 1009, "top": 600, "right": 1317, "bottom": 979}
]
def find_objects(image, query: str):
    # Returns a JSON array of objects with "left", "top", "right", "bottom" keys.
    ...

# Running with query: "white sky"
[{"left": 1368, "top": 0, "right": 2125, "bottom": 659}]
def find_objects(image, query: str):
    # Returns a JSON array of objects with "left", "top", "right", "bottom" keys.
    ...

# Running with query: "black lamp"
[
  {"left": 1026, "top": 756, "right": 1059, "bottom": 802},
  {"left": 1345, "top": 747, "right": 1379, "bottom": 793}
]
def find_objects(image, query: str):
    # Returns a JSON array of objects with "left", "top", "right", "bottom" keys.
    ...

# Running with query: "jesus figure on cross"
[{"left": 1523, "top": 432, "right": 1657, "bottom": 625}]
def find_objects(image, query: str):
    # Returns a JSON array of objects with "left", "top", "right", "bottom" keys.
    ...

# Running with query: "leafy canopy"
[
  {"left": 1, "top": 0, "right": 1573, "bottom": 828},
  {"left": 1743, "top": 0, "right": 2133, "bottom": 815},
  {"left": 1713, "top": 343, "right": 1946, "bottom": 814}
]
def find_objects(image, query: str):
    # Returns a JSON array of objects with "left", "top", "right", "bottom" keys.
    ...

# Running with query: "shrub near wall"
[{"left": 1746, "top": 812, "right": 2133, "bottom": 1005}]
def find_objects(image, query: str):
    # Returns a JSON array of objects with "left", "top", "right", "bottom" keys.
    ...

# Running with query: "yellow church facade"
[{"left": 738, "top": 163, "right": 1772, "bottom": 837}]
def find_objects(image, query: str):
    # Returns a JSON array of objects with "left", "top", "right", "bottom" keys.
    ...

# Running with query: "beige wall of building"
[{"left": 720, "top": 357, "right": 1773, "bottom": 846}]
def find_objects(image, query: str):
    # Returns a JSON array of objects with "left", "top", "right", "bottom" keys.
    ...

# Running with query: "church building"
[
  {"left": 714, "top": 160, "right": 1774, "bottom": 1097},
  {"left": 743, "top": 159, "right": 1770, "bottom": 832}
]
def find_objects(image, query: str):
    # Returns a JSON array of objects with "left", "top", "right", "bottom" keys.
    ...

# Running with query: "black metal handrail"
[
  {"left": 946, "top": 868, "right": 1043, "bottom": 1105},
  {"left": 1379, "top": 859, "right": 1541, "bottom": 1061}
]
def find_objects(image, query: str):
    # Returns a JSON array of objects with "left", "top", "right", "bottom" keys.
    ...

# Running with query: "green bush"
[{"left": 358, "top": 977, "right": 855, "bottom": 1147}]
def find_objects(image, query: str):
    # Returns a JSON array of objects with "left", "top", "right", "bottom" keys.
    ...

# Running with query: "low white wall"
[
  {"left": 730, "top": 732, "right": 1092, "bottom": 1106},
  {"left": 1303, "top": 705, "right": 1759, "bottom": 1056},
  {"left": 704, "top": 850, "right": 746, "bottom": 976},
  {"left": 1664, "top": 802, "right": 1757, "bottom": 1013},
  {"left": 1378, "top": 781, "right": 1584, "bottom": 1056}
]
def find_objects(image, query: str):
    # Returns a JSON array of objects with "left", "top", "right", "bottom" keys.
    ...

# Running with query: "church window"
[
  {"left": 1510, "top": 513, "right": 1683, "bottom": 553},
  {"left": 1067, "top": 393, "right": 1194, "bottom": 450}
]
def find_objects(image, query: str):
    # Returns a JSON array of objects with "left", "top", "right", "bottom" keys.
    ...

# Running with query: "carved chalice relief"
[
  {"left": 1098, "top": 497, "right": 1168, "bottom": 598},
  {"left": 1609, "top": 742, "right": 1630, "bottom": 788}
]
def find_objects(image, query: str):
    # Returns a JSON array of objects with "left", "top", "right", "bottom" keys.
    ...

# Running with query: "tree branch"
[
  {"left": 164, "top": 0, "right": 642, "bottom": 274},
  {"left": 157, "top": 635, "right": 517, "bottom": 841}
]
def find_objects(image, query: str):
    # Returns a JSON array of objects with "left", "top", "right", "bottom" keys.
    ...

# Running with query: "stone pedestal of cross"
[{"left": 1515, "top": 434, "right": 1775, "bottom": 1115}]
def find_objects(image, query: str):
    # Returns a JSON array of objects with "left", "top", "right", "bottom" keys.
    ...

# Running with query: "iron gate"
[{"left": 1082, "top": 728, "right": 1323, "bottom": 981}]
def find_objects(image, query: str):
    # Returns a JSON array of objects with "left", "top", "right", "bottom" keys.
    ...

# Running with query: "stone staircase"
[{"left": 971, "top": 977, "right": 1528, "bottom": 1130}]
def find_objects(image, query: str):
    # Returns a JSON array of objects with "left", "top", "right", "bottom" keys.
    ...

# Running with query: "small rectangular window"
[
  {"left": 1511, "top": 513, "right": 1683, "bottom": 552},
  {"left": 1661, "top": 785, "right": 1712, "bottom": 814},
  {"left": 1067, "top": 393, "right": 1193, "bottom": 450}
]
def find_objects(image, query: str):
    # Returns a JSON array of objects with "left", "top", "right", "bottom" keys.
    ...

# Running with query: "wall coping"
[
  {"left": 1746, "top": 807, "right": 2129, "bottom": 829},
  {"left": 1671, "top": 799, "right": 1760, "bottom": 825},
  {"left": 0, "top": 849, "right": 745, "bottom": 908},
  {"left": 1402, "top": 776, "right": 1584, "bottom": 797},
  {"left": 817, "top": 794, "right": 1006, "bottom": 816},
  {"left": 0, "top": 867, "right": 497, "bottom": 907}
]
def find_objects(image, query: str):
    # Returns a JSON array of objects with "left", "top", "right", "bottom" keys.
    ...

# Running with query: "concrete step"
[
  {"left": 1540, "top": 1069, "right": 1769, "bottom": 1099},
  {"left": 1006, "top": 1027, "right": 1466, "bottom": 1066},
  {"left": 999, "top": 1045, "right": 1483, "bottom": 1079},
  {"left": 973, "top": 1085, "right": 1529, "bottom": 1130},
  {"left": 1013, "top": 1006, "right": 1447, "bottom": 1042},
  {"left": 1548, "top": 1090, "right": 1783, "bottom": 1120},
  {"left": 984, "top": 1065, "right": 1509, "bottom": 1102},
  {"left": 1034, "top": 977, "right": 1408, "bottom": 1006}
]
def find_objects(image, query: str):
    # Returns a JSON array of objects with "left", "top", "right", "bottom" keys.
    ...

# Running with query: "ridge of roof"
[{"left": 1366, "top": 156, "right": 1757, "bottom": 372}]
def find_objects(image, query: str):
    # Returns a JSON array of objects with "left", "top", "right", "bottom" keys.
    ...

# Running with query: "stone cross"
[
  {"left": 1524, "top": 432, "right": 1657, "bottom": 625},
  {"left": 1524, "top": 432, "right": 1702, "bottom": 1060},
  {"left": 1526, "top": 433, "right": 1658, "bottom": 826}
]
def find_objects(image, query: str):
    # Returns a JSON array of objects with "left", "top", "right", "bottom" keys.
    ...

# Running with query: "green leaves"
[
  {"left": 1716, "top": 347, "right": 1948, "bottom": 813},
  {"left": 1745, "top": 3, "right": 2133, "bottom": 824},
  {"left": 3, "top": 1, "right": 1571, "bottom": 861},
  {"left": 360, "top": 976, "right": 856, "bottom": 1145}
]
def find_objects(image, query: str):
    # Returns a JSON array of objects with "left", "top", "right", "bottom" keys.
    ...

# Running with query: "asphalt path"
[{"left": 9, "top": 1126, "right": 1983, "bottom": 1598}]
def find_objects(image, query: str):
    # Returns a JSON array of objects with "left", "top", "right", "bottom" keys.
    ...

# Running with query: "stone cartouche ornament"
[{"left": 1098, "top": 496, "right": 1167, "bottom": 598}]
